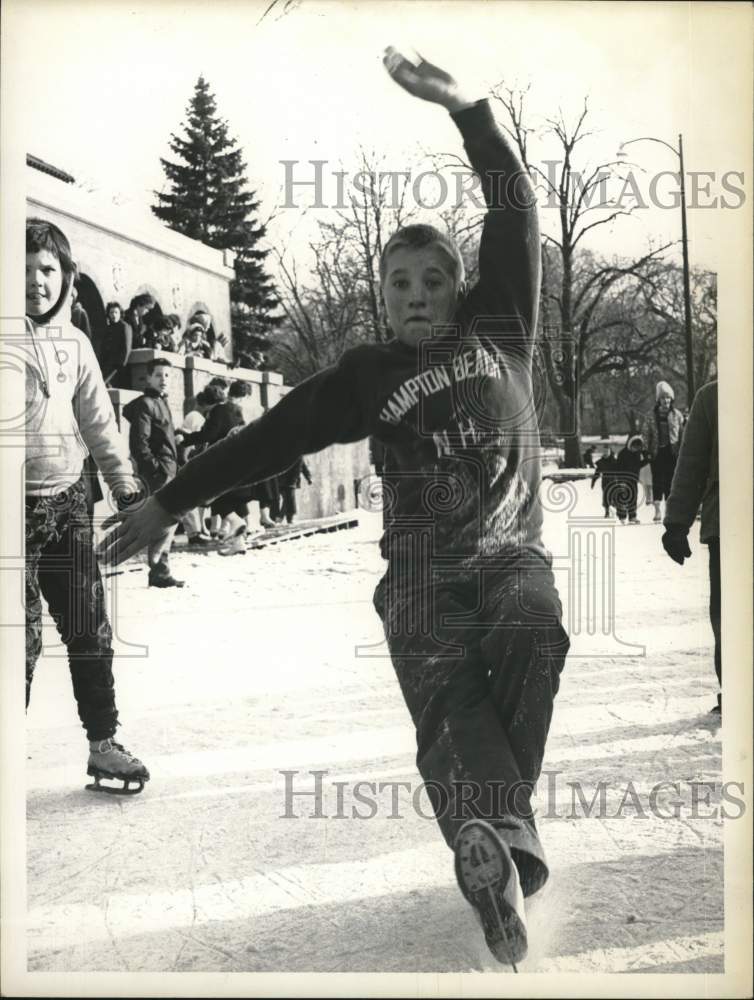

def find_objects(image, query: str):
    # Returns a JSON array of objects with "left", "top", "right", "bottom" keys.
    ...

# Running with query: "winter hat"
[
  {"left": 627, "top": 434, "right": 644, "bottom": 450},
  {"left": 655, "top": 380, "right": 674, "bottom": 401}
]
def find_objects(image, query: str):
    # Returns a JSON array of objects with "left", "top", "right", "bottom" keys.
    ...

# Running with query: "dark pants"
[
  {"left": 211, "top": 494, "right": 249, "bottom": 519},
  {"left": 25, "top": 478, "right": 118, "bottom": 741},
  {"left": 280, "top": 486, "right": 297, "bottom": 523},
  {"left": 651, "top": 446, "right": 676, "bottom": 502},
  {"left": 373, "top": 553, "right": 569, "bottom": 897},
  {"left": 615, "top": 479, "right": 638, "bottom": 521},
  {"left": 708, "top": 538, "right": 721, "bottom": 691}
]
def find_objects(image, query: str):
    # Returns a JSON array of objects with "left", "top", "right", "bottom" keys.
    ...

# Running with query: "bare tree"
[
  {"left": 270, "top": 230, "right": 362, "bottom": 383},
  {"left": 491, "top": 85, "right": 674, "bottom": 464},
  {"left": 317, "top": 147, "right": 417, "bottom": 343}
]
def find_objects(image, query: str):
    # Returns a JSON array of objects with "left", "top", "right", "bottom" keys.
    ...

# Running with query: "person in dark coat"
[
  {"left": 278, "top": 458, "right": 313, "bottom": 524},
  {"left": 70, "top": 284, "right": 93, "bottom": 342},
  {"left": 590, "top": 448, "right": 617, "bottom": 517},
  {"left": 124, "top": 293, "right": 155, "bottom": 350},
  {"left": 614, "top": 434, "right": 650, "bottom": 524},
  {"left": 645, "top": 379, "right": 685, "bottom": 522},
  {"left": 122, "top": 358, "right": 183, "bottom": 587},
  {"left": 582, "top": 445, "right": 596, "bottom": 468},
  {"left": 662, "top": 381, "right": 720, "bottom": 713},
  {"left": 69, "top": 284, "right": 103, "bottom": 518},
  {"left": 98, "top": 301, "right": 133, "bottom": 387}
]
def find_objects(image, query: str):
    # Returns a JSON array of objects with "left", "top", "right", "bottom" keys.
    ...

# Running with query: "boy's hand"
[
  {"left": 97, "top": 495, "right": 178, "bottom": 567},
  {"left": 383, "top": 46, "right": 476, "bottom": 113}
]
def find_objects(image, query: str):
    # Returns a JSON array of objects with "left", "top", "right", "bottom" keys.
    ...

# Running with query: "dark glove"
[{"left": 662, "top": 525, "right": 691, "bottom": 565}]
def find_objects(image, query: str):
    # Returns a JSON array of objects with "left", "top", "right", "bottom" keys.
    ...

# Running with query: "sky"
[{"left": 4, "top": 0, "right": 751, "bottom": 275}]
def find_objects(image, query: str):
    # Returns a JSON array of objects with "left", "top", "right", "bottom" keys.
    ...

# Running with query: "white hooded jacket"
[{"left": 25, "top": 272, "right": 137, "bottom": 497}]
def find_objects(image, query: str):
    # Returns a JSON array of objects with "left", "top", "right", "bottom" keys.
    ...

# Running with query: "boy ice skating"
[
  {"left": 25, "top": 218, "right": 149, "bottom": 793},
  {"left": 100, "top": 49, "right": 570, "bottom": 966}
]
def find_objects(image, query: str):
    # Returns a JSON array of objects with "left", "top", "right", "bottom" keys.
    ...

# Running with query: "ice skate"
[
  {"left": 454, "top": 818, "right": 527, "bottom": 969},
  {"left": 86, "top": 739, "right": 150, "bottom": 795}
]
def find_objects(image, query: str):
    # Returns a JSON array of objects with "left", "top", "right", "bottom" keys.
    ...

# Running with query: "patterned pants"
[
  {"left": 25, "top": 478, "right": 118, "bottom": 740},
  {"left": 373, "top": 552, "right": 570, "bottom": 897}
]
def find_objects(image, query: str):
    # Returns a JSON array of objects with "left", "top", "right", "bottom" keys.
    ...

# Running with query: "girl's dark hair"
[
  {"left": 106, "top": 301, "right": 123, "bottom": 313},
  {"left": 129, "top": 293, "right": 156, "bottom": 311},
  {"left": 197, "top": 385, "right": 225, "bottom": 406},
  {"left": 26, "top": 217, "right": 76, "bottom": 279},
  {"left": 229, "top": 380, "right": 252, "bottom": 398}
]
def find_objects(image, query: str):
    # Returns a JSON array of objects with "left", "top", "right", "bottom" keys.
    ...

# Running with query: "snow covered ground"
[{"left": 25, "top": 480, "right": 725, "bottom": 976}]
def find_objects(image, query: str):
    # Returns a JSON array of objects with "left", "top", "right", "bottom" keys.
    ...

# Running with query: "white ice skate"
[
  {"left": 86, "top": 739, "right": 150, "bottom": 795},
  {"left": 454, "top": 818, "right": 527, "bottom": 969}
]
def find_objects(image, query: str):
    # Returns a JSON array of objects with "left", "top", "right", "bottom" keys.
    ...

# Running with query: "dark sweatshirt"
[{"left": 157, "top": 99, "right": 544, "bottom": 571}]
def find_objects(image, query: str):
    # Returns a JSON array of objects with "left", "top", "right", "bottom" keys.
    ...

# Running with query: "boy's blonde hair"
[{"left": 380, "top": 224, "right": 465, "bottom": 286}]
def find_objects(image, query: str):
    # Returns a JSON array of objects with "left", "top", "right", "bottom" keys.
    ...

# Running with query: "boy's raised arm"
[
  {"left": 383, "top": 47, "right": 540, "bottom": 344},
  {"left": 454, "top": 102, "right": 540, "bottom": 339}
]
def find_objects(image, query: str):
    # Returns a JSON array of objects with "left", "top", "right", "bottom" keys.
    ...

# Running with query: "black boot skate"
[
  {"left": 454, "top": 818, "right": 527, "bottom": 969},
  {"left": 86, "top": 739, "right": 150, "bottom": 795}
]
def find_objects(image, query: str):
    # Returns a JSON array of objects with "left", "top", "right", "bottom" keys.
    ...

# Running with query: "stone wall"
[{"left": 109, "top": 352, "right": 371, "bottom": 520}]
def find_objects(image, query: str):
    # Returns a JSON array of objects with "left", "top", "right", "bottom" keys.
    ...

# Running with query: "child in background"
[
  {"left": 615, "top": 434, "right": 650, "bottom": 524},
  {"left": 122, "top": 358, "right": 184, "bottom": 587},
  {"left": 591, "top": 448, "right": 617, "bottom": 518},
  {"left": 278, "top": 458, "right": 313, "bottom": 524},
  {"left": 25, "top": 218, "right": 149, "bottom": 793},
  {"left": 100, "top": 48, "right": 570, "bottom": 967}
]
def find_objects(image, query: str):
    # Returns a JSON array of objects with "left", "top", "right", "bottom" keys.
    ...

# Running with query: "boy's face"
[
  {"left": 382, "top": 245, "right": 459, "bottom": 347},
  {"left": 108, "top": 306, "right": 121, "bottom": 323},
  {"left": 26, "top": 249, "right": 64, "bottom": 316},
  {"left": 146, "top": 364, "right": 171, "bottom": 393}
]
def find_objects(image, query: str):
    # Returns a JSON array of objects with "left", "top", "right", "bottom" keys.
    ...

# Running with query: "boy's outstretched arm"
[
  {"left": 98, "top": 350, "right": 371, "bottom": 566},
  {"left": 384, "top": 47, "right": 540, "bottom": 345}
]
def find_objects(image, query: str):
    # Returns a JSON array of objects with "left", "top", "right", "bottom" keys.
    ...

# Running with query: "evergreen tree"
[{"left": 152, "top": 76, "right": 279, "bottom": 360}]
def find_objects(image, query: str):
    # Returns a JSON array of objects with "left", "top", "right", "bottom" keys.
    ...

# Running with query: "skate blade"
[
  {"left": 454, "top": 819, "right": 527, "bottom": 968},
  {"left": 85, "top": 776, "right": 146, "bottom": 795}
]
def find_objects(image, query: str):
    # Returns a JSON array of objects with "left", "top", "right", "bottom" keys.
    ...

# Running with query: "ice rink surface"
[{"left": 26, "top": 481, "right": 723, "bottom": 974}]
